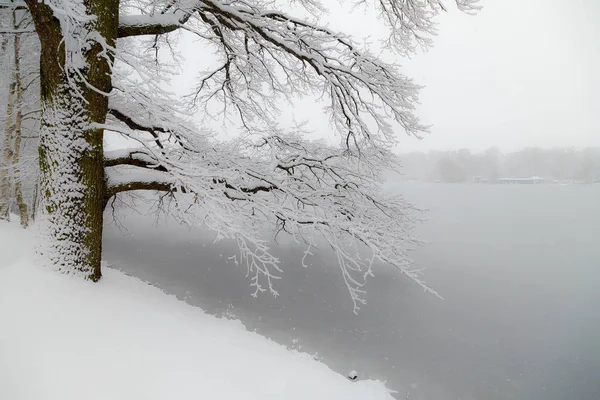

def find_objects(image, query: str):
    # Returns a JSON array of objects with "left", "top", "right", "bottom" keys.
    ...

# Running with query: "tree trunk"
[
  {"left": 30, "top": 180, "right": 38, "bottom": 220},
  {"left": 12, "top": 31, "right": 28, "bottom": 228},
  {"left": 26, "top": 0, "right": 119, "bottom": 280},
  {"left": 0, "top": 77, "right": 16, "bottom": 221},
  {"left": 14, "top": 181, "right": 27, "bottom": 227}
]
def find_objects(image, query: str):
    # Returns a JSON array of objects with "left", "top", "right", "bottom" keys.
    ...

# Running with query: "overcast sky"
[
  {"left": 395, "top": 0, "right": 600, "bottom": 153},
  {"left": 176, "top": 0, "right": 600, "bottom": 153}
]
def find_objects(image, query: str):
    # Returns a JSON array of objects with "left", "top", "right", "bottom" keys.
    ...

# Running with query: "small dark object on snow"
[{"left": 347, "top": 370, "right": 358, "bottom": 381}]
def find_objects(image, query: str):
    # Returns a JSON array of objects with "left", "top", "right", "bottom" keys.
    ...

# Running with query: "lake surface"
[{"left": 103, "top": 183, "right": 600, "bottom": 400}]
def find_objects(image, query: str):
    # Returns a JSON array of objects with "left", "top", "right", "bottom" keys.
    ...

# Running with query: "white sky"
[
  {"left": 396, "top": 0, "right": 600, "bottom": 153},
  {"left": 175, "top": 0, "right": 600, "bottom": 153}
]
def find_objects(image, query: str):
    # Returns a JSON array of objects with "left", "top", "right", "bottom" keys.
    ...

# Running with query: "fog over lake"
[{"left": 104, "top": 183, "right": 600, "bottom": 400}]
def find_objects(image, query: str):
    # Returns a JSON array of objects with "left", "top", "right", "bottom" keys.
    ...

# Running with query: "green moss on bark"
[{"left": 25, "top": 0, "right": 120, "bottom": 281}]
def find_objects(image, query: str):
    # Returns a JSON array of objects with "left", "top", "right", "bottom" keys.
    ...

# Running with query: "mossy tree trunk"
[{"left": 25, "top": 0, "right": 119, "bottom": 280}]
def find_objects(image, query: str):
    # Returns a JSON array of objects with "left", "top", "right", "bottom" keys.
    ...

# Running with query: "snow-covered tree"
[
  {"left": 18, "top": 0, "right": 479, "bottom": 310},
  {"left": 0, "top": 2, "right": 40, "bottom": 227}
]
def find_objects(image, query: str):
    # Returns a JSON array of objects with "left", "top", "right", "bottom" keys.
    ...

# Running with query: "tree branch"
[
  {"left": 0, "top": 29, "right": 34, "bottom": 34},
  {"left": 0, "top": 0, "right": 26, "bottom": 5},
  {"left": 104, "top": 148, "right": 274, "bottom": 204},
  {"left": 104, "top": 150, "right": 168, "bottom": 171},
  {"left": 103, "top": 179, "right": 176, "bottom": 209},
  {"left": 118, "top": 14, "right": 182, "bottom": 38},
  {"left": 0, "top": 1, "right": 27, "bottom": 10},
  {"left": 108, "top": 107, "right": 166, "bottom": 149},
  {"left": 106, "top": 180, "right": 173, "bottom": 199},
  {"left": 107, "top": 107, "right": 196, "bottom": 152},
  {"left": 118, "top": 23, "right": 179, "bottom": 38}
]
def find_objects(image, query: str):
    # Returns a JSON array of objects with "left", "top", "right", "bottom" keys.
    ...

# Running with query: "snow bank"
[{"left": 0, "top": 220, "right": 394, "bottom": 400}]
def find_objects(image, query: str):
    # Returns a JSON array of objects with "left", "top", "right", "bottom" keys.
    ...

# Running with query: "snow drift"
[{"left": 0, "top": 220, "right": 394, "bottom": 400}]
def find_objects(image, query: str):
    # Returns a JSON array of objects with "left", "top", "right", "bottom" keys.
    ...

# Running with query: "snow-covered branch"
[
  {"left": 188, "top": 0, "right": 427, "bottom": 148},
  {"left": 114, "top": 0, "right": 479, "bottom": 149},
  {"left": 0, "top": 28, "right": 33, "bottom": 33},
  {"left": 118, "top": 14, "right": 182, "bottom": 38},
  {"left": 102, "top": 0, "right": 467, "bottom": 307},
  {"left": 104, "top": 148, "right": 167, "bottom": 170},
  {"left": 104, "top": 104, "right": 435, "bottom": 311},
  {"left": 108, "top": 107, "right": 168, "bottom": 150},
  {"left": 106, "top": 178, "right": 175, "bottom": 199},
  {"left": 22, "top": 0, "right": 478, "bottom": 302},
  {"left": 0, "top": 0, "right": 26, "bottom": 5},
  {"left": 104, "top": 163, "right": 179, "bottom": 200},
  {"left": 368, "top": 0, "right": 481, "bottom": 53}
]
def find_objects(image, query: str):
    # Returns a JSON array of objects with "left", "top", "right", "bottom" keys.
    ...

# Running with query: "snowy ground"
[{"left": 0, "top": 219, "right": 394, "bottom": 400}]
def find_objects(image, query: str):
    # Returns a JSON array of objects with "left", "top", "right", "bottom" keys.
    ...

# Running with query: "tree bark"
[
  {"left": 0, "top": 77, "right": 16, "bottom": 221},
  {"left": 12, "top": 29, "right": 28, "bottom": 228},
  {"left": 26, "top": 0, "right": 119, "bottom": 280}
]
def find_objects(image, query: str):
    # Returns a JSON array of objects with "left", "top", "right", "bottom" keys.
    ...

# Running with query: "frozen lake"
[{"left": 103, "top": 183, "right": 600, "bottom": 400}]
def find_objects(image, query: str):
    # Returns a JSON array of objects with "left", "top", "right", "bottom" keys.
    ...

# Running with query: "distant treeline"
[{"left": 395, "top": 147, "right": 600, "bottom": 183}]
